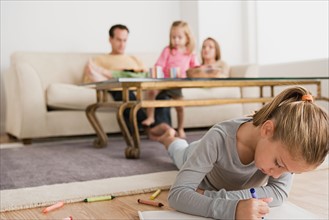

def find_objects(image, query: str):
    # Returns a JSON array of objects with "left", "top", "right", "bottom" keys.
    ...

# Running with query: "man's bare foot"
[
  {"left": 158, "top": 128, "right": 177, "bottom": 150},
  {"left": 177, "top": 128, "right": 186, "bottom": 139},
  {"left": 142, "top": 117, "right": 155, "bottom": 127}
]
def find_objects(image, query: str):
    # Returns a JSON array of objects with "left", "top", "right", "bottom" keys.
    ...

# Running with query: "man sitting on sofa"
[{"left": 84, "top": 24, "right": 172, "bottom": 140}]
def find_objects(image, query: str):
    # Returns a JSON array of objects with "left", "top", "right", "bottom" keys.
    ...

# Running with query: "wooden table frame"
[{"left": 85, "top": 77, "right": 329, "bottom": 159}]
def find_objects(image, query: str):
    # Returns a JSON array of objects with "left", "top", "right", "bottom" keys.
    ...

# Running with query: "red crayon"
[{"left": 137, "top": 199, "right": 164, "bottom": 207}]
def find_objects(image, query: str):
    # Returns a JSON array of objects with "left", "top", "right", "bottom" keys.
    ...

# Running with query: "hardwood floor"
[
  {"left": 0, "top": 190, "right": 173, "bottom": 220},
  {"left": 1, "top": 133, "right": 328, "bottom": 219}
]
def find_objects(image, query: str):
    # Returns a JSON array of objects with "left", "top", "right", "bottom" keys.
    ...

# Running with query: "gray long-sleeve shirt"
[{"left": 168, "top": 118, "right": 293, "bottom": 219}]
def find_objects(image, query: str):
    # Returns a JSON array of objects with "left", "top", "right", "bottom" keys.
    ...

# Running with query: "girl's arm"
[
  {"left": 154, "top": 47, "right": 170, "bottom": 78},
  {"left": 168, "top": 124, "right": 282, "bottom": 219},
  {"left": 155, "top": 47, "right": 170, "bottom": 68},
  {"left": 168, "top": 128, "right": 241, "bottom": 219},
  {"left": 189, "top": 53, "right": 200, "bottom": 67},
  {"left": 203, "top": 172, "right": 293, "bottom": 206}
]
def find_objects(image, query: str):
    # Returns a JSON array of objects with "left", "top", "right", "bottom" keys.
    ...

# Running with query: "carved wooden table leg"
[
  {"left": 117, "top": 102, "right": 134, "bottom": 150},
  {"left": 124, "top": 102, "right": 142, "bottom": 159},
  {"left": 86, "top": 103, "right": 108, "bottom": 148}
]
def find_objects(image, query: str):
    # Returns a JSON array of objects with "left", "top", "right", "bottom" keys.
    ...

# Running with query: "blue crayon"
[
  {"left": 250, "top": 188, "right": 264, "bottom": 219},
  {"left": 250, "top": 188, "right": 257, "bottom": 198}
]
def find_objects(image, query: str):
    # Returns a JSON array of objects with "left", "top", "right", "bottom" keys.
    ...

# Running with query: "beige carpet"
[{"left": 0, "top": 170, "right": 178, "bottom": 212}]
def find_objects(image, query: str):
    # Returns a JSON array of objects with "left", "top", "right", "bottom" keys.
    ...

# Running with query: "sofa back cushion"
[{"left": 12, "top": 52, "right": 100, "bottom": 90}]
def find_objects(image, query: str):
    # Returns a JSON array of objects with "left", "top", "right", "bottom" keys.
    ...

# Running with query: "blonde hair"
[
  {"left": 169, "top": 21, "right": 195, "bottom": 54},
  {"left": 252, "top": 86, "right": 328, "bottom": 166}
]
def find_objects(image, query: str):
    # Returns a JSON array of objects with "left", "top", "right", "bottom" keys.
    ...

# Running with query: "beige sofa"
[{"left": 4, "top": 52, "right": 259, "bottom": 143}]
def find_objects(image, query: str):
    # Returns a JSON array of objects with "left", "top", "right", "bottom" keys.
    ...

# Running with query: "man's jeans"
[{"left": 109, "top": 91, "right": 172, "bottom": 132}]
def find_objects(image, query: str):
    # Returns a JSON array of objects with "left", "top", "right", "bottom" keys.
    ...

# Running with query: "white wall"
[
  {"left": 0, "top": 1, "right": 180, "bottom": 72},
  {"left": 257, "top": 1, "right": 328, "bottom": 64},
  {"left": 197, "top": 1, "right": 247, "bottom": 65},
  {"left": 1, "top": 0, "right": 328, "bottom": 133},
  {"left": 195, "top": 0, "right": 328, "bottom": 65}
]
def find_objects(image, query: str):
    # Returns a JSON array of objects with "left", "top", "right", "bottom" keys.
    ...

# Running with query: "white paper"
[{"left": 138, "top": 201, "right": 321, "bottom": 220}]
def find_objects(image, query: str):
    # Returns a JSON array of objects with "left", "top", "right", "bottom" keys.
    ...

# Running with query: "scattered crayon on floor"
[
  {"left": 150, "top": 189, "right": 161, "bottom": 200},
  {"left": 137, "top": 199, "right": 164, "bottom": 207},
  {"left": 42, "top": 201, "right": 64, "bottom": 213}
]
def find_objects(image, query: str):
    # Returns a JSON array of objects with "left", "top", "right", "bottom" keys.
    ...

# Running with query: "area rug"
[
  {"left": 1, "top": 136, "right": 174, "bottom": 190},
  {"left": 0, "top": 130, "right": 206, "bottom": 212},
  {"left": 0, "top": 170, "right": 178, "bottom": 212}
]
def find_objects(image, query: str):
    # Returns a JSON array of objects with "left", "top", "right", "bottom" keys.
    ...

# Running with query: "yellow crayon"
[
  {"left": 84, "top": 195, "right": 115, "bottom": 202},
  {"left": 150, "top": 189, "right": 161, "bottom": 200}
]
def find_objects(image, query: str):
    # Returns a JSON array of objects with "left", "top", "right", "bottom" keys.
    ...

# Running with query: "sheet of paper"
[
  {"left": 138, "top": 201, "right": 321, "bottom": 220},
  {"left": 138, "top": 210, "right": 210, "bottom": 220}
]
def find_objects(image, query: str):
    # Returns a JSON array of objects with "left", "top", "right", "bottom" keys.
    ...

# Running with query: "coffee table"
[{"left": 85, "top": 77, "right": 329, "bottom": 158}]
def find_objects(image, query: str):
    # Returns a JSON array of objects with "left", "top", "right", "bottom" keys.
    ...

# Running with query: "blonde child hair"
[
  {"left": 169, "top": 21, "right": 195, "bottom": 54},
  {"left": 252, "top": 86, "right": 328, "bottom": 166}
]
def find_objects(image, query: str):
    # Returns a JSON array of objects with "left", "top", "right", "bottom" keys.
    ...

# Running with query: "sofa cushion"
[
  {"left": 182, "top": 87, "right": 241, "bottom": 99},
  {"left": 46, "top": 83, "right": 113, "bottom": 110}
]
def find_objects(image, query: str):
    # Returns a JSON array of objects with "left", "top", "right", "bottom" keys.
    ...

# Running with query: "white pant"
[{"left": 167, "top": 138, "right": 198, "bottom": 169}]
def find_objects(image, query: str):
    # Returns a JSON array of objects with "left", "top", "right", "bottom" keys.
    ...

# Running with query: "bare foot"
[
  {"left": 147, "top": 123, "right": 171, "bottom": 141},
  {"left": 158, "top": 128, "right": 177, "bottom": 150},
  {"left": 177, "top": 128, "right": 186, "bottom": 139},
  {"left": 142, "top": 117, "right": 155, "bottom": 127}
]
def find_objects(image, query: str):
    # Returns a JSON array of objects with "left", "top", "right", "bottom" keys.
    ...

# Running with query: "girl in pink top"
[{"left": 142, "top": 21, "right": 199, "bottom": 138}]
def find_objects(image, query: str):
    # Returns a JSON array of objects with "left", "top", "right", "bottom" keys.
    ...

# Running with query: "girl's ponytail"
[
  {"left": 252, "top": 86, "right": 310, "bottom": 126},
  {"left": 252, "top": 86, "right": 328, "bottom": 166}
]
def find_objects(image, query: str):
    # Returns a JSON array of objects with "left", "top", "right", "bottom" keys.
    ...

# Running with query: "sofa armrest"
[{"left": 4, "top": 60, "right": 47, "bottom": 138}]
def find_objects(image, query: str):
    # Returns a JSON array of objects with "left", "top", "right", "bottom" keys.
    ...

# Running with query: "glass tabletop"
[
  {"left": 96, "top": 76, "right": 329, "bottom": 83},
  {"left": 81, "top": 76, "right": 329, "bottom": 87}
]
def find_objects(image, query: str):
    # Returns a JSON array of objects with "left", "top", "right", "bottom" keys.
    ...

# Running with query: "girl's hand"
[
  {"left": 196, "top": 188, "right": 205, "bottom": 195},
  {"left": 236, "top": 197, "right": 273, "bottom": 220}
]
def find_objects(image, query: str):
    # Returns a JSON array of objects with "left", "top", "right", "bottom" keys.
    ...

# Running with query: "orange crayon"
[
  {"left": 42, "top": 201, "right": 64, "bottom": 213},
  {"left": 137, "top": 199, "right": 164, "bottom": 207}
]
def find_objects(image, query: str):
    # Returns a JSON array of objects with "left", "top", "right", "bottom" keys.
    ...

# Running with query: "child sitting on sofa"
[{"left": 141, "top": 21, "right": 199, "bottom": 139}]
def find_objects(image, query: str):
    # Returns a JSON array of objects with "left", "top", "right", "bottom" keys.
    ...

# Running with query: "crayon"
[
  {"left": 137, "top": 199, "right": 164, "bottom": 207},
  {"left": 250, "top": 188, "right": 264, "bottom": 219},
  {"left": 42, "top": 201, "right": 64, "bottom": 213},
  {"left": 84, "top": 195, "right": 115, "bottom": 202},
  {"left": 150, "top": 189, "right": 161, "bottom": 200},
  {"left": 250, "top": 188, "right": 257, "bottom": 199}
]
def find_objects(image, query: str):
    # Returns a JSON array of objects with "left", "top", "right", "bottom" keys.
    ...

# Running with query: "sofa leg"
[
  {"left": 22, "top": 139, "right": 32, "bottom": 145},
  {"left": 6, "top": 133, "right": 18, "bottom": 141}
]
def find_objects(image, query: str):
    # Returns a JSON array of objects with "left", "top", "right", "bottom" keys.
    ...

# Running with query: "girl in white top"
[{"left": 159, "top": 86, "right": 328, "bottom": 219}]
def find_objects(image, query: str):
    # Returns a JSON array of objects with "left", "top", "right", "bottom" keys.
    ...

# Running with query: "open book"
[{"left": 138, "top": 201, "right": 321, "bottom": 220}]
